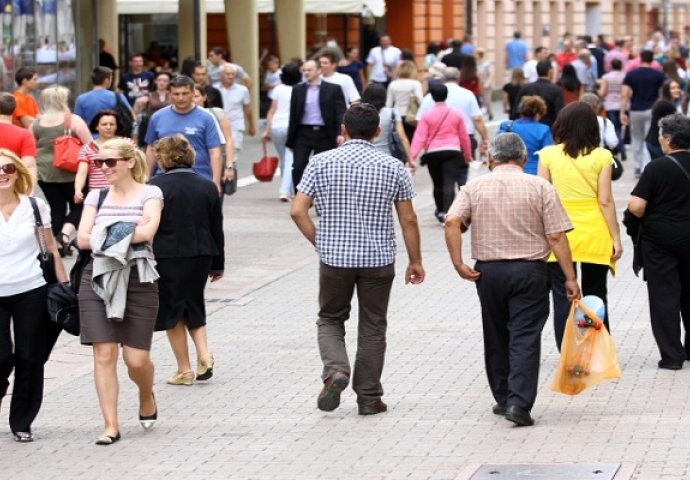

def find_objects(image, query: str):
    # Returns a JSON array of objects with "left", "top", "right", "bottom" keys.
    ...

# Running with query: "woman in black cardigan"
[{"left": 149, "top": 134, "right": 225, "bottom": 385}]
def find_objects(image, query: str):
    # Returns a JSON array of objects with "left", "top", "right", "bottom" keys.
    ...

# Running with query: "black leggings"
[
  {"left": 423, "top": 150, "right": 463, "bottom": 214},
  {"left": 0, "top": 286, "right": 50, "bottom": 434},
  {"left": 548, "top": 262, "right": 609, "bottom": 350},
  {"left": 38, "top": 181, "right": 83, "bottom": 237}
]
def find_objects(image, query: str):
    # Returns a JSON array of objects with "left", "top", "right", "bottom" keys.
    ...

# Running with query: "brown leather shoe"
[
  {"left": 317, "top": 371, "right": 349, "bottom": 412},
  {"left": 358, "top": 400, "right": 388, "bottom": 415}
]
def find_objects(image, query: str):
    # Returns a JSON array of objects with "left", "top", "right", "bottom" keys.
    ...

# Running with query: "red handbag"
[
  {"left": 52, "top": 113, "right": 82, "bottom": 173},
  {"left": 252, "top": 139, "right": 279, "bottom": 182}
]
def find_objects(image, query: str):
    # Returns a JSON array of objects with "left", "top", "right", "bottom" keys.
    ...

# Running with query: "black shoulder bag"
[
  {"left": 114, "top": 92, "right": 134, "bottom": 138},
  {"left": 389, "top": 109, "right": 405, "bottom": 161}
]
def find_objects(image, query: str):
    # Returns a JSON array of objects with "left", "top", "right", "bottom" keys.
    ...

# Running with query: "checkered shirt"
[
  {"left": 447, "top": 164, "right": 573, "bottom": 261},
  {"left": 297, "top": 139, "right": 416, "bottom": 268}
]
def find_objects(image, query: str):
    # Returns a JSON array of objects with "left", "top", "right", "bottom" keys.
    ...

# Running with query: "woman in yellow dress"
[{"left": 538, "top": 101, "right": 623, "bottom": 349}]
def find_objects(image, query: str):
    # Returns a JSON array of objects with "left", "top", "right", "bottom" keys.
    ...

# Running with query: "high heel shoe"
[{"left": 139, "top": 392, "right": 157, "bottom": 430}]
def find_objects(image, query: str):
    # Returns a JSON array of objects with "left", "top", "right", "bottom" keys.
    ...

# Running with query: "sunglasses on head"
[
  {"left": 94, "top": 157, "right": 128, "bottom": 168},
  {"left": 0, "top": 163, "right": 17, "bottom": 174}
]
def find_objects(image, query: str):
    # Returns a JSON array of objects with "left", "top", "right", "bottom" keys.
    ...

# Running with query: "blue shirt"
[
  {"left": 297, "top": 139, "right": 415, "bottom": 268},
  {"left": 301, "top": 82, "right": 325, "bottom": 125},
  {"left": 623, "top": 67, "right": 666, "bottom": 111},
  {"left": 74, "top": 89, "right": 130, "bottom": 127},
  {"left": 505, "top": 39, "right": 529, "bottom": 69},
  {"left": 145, "top": 106, "right": 222, "bottom": 180},
  {"left": 498, "top": 118, "right": 553, "bottom": 175}
]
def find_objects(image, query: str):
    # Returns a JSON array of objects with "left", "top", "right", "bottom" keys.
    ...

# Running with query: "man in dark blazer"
[
  {"left": 515, "top": 60, "right": 564, "bottom": 127},
  {"left": 287, "top": 60, "right": 346, "bottom": 188}
]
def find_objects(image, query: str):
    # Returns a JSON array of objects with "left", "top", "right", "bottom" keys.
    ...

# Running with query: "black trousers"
[
  {"left": 0, "top": 286, "right": 49, "bottom": 434},
  {"left": 316, "top": 263, "right": 395, "bottom": 404},
  {"left": 423, "top": 150, "right": 463, "bottom": 214},
  {"left": 643, "top": 240, "right": 690, "bottom": 364},
  {"left": 291, "top": 126, "right": 335, "bottom": 189},
  {"left": 474, "top": 261, "right": 549, "bottom": 411},
  {"left": 455, "top": 135, "right": 477, "bottom": 187},
  {"left": 38, "top": 181, "right": 83, "bottom": 237},
  {"left": 548, "top": 262, "right": 609, "bottom": 349}
]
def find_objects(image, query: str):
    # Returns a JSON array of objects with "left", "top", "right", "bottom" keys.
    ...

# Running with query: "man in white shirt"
[
  {"left": 366, "top": 34, "right": 401, "bottom": 87},
  {"left": 207, "top": 46, "right": 252, "bottom": 90},
  {"left": 416, "top": 67, "right": 489, "bottom": 178},
  {"left": 523, "top": 46, "right": 549, "bottom": 83},
  {"left": 318, "top": 52, "right": 361, "bottom": 106},
  {"left": 217, "top": 64, "right": 256, "bottom": 162}
]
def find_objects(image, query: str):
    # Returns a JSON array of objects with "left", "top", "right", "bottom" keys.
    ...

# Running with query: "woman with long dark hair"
[
  {"left": 558, "top": 64, "right": 584, "bottom": 105},
  {"left": 538, "top": 101, "right": 623, "bottom": 348}
]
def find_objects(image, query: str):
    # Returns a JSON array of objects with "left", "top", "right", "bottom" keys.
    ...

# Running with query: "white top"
[
  {"left": 0, "top": 195, "right": 51, "bottom": 296},
  {"left": 416, "top": 83, "right": 481, "bottom": 135},
  {"left": 217, "top": 82, "right": 251, "bottom": 132},
  {"left": 386, "top": 78, "right": 424, "bottom": 116},
  {"left": 366, "top": 45, "right": 402, "bottom": 82},
  {"left": 598, "top": 116, "right": 619, "bottom": 150},
  {"left": 523, "top": 59, "right": 539, "bottom": 83},
  {"left": 268, "top": 84, "right": 293, "bottom": 129},
  {"left": 322, "top": 72, "right": 361, "bottom": 105}
]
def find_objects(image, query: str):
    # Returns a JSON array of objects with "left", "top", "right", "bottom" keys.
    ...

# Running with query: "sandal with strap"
[
  {"left": 58, "top": 233, "right": 73, "bottom": 257},
  {"left": 167, "top": 370, "right": 194, "bottom": 385},
  {"left": 196, "top": 355, "right": 215, "bottom": 381}
]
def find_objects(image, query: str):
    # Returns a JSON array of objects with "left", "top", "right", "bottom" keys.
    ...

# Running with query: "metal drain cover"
[{"left": 471, "top": 464, "right": 620, "bottom": 479}]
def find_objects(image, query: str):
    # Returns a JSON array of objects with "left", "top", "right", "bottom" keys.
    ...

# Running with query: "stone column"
[
  {"left": 225, "top": 0, "right": 258, "bottom": 126},
  {"left": 275, "top": 0, "right": 306, "bottom": 62},
  {"left": 179, "top": 0, "right": 207, "bottom": 64}
]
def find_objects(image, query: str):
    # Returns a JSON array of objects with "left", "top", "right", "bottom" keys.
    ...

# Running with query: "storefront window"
[{"left": 1, "top": 0, "right": 77, "bottom": 94}]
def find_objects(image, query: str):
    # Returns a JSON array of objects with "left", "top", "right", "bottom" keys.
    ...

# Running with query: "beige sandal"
[
  {"left": 167, "top": 370, "right": 194, "bottom": 385},
  {"left": 196, "top": 355, "right": 215, "bottom": 381}
]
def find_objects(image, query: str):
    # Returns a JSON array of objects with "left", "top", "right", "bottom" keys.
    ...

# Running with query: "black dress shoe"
[
  {"left": 505, "top": 405, "right": 534, "bottom": 426},
  {"left": 317, "top": 371, "right": 349, "bottom": 412},
  {"left": 492, "top": 403, "right": 507, "bottom": 415},
  {"left": 358, "top": 400, "right": 388, "bottom": 415},
  {"left": 658, "top": 360, "right": 683, "bottom": 370}
]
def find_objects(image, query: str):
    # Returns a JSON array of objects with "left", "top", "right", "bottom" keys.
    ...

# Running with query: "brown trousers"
[{"left": 317, "top": 262, "right": 395, "bottom": 404}]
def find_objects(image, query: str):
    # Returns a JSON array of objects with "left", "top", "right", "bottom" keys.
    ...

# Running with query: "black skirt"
[{"left": 154, "top": 256, "right": 212, "bottom": 332}]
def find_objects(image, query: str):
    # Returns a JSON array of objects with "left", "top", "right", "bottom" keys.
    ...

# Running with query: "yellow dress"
[{"left": 538, "top": 145, "right": 616, "bottom": 273}]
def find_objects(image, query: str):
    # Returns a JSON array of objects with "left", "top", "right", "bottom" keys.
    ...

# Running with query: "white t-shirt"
[
  {"left": 268, "top": 84, "right": 293, "bottom": 129},
  {"left": 523, "top": 59, "right": 539, "bottom": 83},
  {"left": 0, "top": 195, "right": 51, "bottom": 296},
  {"left": 322, "top": 72, "right": 361, "bottom": 105},
  {"left": 218, "top": 82, "right": 251, "bottom": 132},
  {"left": 366, "top": 46, "right": 402, "bottom": 82},
  {"left": 416, "top": 83, "right": 481, "bottom": 135}
]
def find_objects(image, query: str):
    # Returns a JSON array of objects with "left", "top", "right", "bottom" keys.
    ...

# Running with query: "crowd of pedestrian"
[{"left": 0, "top": 26, "right": 689, "bottom": 447}]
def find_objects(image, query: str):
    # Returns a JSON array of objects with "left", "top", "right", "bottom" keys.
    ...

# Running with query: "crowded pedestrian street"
[{"left": 0, "top": 131, "right": 686, "bottom": 480}]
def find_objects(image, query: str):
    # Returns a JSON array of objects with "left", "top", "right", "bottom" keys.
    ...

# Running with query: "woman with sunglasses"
[
  {"left": 0, "top": 149, "right": 67, "bottom": 442},
  {"left": 149, "top": 135, "right": 224, "bottom": 385},
  {"left": 76, "top": 139, "right": 163, "bottom": 445},
  {"left": 73, "top": 110, "right": 123, "bottom": 205}
]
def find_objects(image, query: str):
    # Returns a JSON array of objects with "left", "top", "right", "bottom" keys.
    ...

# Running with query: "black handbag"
[
  {"left": 223, "top": 166, "right": 238, "bottom": 195},
  {"left": 388, "top": 110, "right": 405, "bottom": 161},
  {"left": 114, "top": 91, "right": 134, "bottom": 138},
  {"left": 603, "top": 119, "right": 623, "bottom": 181},
  {"left": 30, "top": 197, "right": 81, "bottom": 335}
]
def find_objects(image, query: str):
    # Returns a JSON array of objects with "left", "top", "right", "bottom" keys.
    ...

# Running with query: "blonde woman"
[
  {"left": 150, "top": 135, "right": 224, "bottom": 385},
  {"left": 32, "top": 85, "right": 93, "bottom": 256},
  {"left": 77, "top": 139, "right": 163, "bottom": 445},
  {"left": 476, "top": 48, "right": 495, "bottom": 120},
  {"left": 0, "top": 149, "right": 66, "bottom": 442},
  {"left": 386, "top": 60, "right": 424, "bottom": 143}
]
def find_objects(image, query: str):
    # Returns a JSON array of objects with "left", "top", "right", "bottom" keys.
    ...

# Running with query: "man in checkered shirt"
[
  {"left": 291, "top": 103, "right": 425, "bottom": 416},
  {"left": 444, "top": 133, "right": 581, "bottom": 427}
]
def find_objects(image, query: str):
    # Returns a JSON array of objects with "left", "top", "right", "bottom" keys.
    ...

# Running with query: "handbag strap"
[
  {"left": 666, "top": 154, "right": 690, "bottom": 182},
  {"left": 29, "top": 197, "right": 48, "bottom": 256},
  {"left": 261, "top": 138, "right": 269, "bottom": 157},
  {"left": 423, "top": 107, "right": 451, "bottom": 152},
  {"left": 63, "top": 112, "right": 72, "bottom": 135}
]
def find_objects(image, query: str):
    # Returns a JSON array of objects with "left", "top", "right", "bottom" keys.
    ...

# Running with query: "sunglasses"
[
  {"left": 0, "top": 163, "right": 17, "bottom": 174},
  {"left": 94, "top": 157, "right": 129, "bottom": 168}
]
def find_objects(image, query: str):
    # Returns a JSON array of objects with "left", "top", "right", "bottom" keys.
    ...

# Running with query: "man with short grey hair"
[{"left": 444, "top": 133, "right": 580, "bottom": 427}]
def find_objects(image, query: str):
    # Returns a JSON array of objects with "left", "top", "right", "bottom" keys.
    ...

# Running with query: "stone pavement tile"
[{"left": 2, "top": 148, "right": 690, "bottom": 479}]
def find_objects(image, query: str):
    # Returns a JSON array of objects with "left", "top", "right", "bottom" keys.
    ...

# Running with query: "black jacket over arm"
[
  {"left": 149, "top": 169, "right": 225, "bottom": 272},
  {"left": 286, "top": 81, "right": 346, "bottom": 149}
]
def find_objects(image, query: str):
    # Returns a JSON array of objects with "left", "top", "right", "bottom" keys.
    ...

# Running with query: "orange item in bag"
[{"left": 551, "top": 298, "right": 622, "bottom": 395}]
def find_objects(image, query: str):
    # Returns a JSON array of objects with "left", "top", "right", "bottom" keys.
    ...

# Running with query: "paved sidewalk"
[{"left": 2, "top": 126, "right": 689, "bottom": 479}]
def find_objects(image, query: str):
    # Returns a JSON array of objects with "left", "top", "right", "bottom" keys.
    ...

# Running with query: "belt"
[{"left": 300, "top": 125, "right": 325, "bottom": 130}]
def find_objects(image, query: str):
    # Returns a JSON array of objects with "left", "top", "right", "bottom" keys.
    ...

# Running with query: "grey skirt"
[{"left": 79, "top": 262, "right": 159, "bottom": 350}]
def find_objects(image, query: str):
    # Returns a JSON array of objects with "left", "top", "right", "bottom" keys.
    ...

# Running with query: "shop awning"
[{"left": 116, "top": 0, "right": 385, "bottom": 16}]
